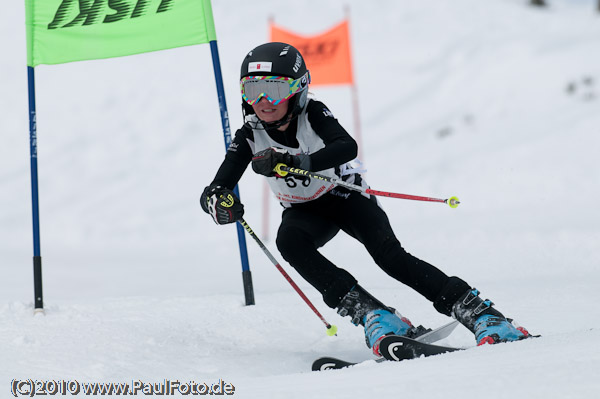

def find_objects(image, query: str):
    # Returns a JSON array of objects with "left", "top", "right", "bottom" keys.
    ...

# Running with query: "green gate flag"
[{"left": 25, "top": 0, "right": 217, "bottom": 67}]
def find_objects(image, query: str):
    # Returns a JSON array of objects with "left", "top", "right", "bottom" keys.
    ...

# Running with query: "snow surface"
[{"left": 2, "top": 0, "right": 600, "bottom": 397}]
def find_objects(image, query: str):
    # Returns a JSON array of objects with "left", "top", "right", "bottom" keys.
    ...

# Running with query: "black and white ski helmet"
[{"left": 240, "top": 42, "right": 310, "bottom": 123}]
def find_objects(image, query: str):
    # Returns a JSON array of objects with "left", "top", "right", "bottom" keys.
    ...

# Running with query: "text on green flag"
[{"left": 26, "top": 0, "right": 217, "bottom": 66}]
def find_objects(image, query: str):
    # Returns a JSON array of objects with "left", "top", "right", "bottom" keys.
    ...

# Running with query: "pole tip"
[
  {"left": 326, "top": 324, "right": 338, "bottom": 336},
  {"left": 447, "top": 196, "right": 460, "bottom": 208}
]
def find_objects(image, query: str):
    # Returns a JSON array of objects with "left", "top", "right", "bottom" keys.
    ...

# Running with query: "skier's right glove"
[
  {"left": 200, "top": 185, "right": 244, "bottom": 225},
  {"left": 252, "top": 147, "right": 295, "bottom": 177},
  {"left": 251, "top": 147, "right": 311, "bottom": 177}
]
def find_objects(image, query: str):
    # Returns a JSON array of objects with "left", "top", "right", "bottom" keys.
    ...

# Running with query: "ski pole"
[
  {"left": 238, "top": 218, "right": 338, "bottom": 336},
  {"left": 274, "top": 164, "right": 460, "bottom": 208}
]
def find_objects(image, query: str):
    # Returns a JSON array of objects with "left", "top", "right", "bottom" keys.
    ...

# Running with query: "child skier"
[{"left": 200, "top": 42, "right": 531, "bottom": 355}]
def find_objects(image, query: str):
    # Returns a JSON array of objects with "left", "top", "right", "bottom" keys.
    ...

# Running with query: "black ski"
[
  {"left": 312, "top": 320, "right": 460, "bottom": 371},
  {"left": 379, "top": 335, "right": 462, "bottom": 361},
  {"left": 312, "top": 357, "right": 386, "bottom": 371},
  {"left": 379, "top": 328, "right": 539, "bottom": 362}
]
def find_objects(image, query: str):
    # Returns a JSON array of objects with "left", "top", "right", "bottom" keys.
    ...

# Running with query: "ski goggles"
[{"left": 240, "top": 72, "right": 310, "bottom": 105}]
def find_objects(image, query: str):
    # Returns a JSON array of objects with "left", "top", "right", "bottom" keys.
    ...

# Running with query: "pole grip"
[{"left": 274, "top": 163, "right": 289, "bottom": 176}]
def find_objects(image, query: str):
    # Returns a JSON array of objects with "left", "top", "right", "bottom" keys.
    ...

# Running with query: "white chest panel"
[{"left": 248, "top": 111, "right": 339, "bottom": 206}]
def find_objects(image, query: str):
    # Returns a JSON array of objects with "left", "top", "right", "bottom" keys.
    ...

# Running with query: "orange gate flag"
[{"left": 270, "top": 20, "right": 354, "bottom": 86}]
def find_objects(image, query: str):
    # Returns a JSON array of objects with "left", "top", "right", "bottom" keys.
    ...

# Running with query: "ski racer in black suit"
[{"left": 201, "top": 42, "right": 531, "bottom": 355}]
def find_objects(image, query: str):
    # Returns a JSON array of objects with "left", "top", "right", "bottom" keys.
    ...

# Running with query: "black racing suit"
[{"left": 208, "top": 99, "right": 470, "bottom": 315}]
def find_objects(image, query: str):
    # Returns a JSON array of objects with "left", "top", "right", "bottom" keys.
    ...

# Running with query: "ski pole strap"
[{"left": 273, "top": 163, "right": 460, "bottom": 208}]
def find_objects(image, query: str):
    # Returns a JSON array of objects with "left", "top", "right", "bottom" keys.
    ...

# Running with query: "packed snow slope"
[{"left": 2, "top": 0, "right": 600, "bottom": 397}]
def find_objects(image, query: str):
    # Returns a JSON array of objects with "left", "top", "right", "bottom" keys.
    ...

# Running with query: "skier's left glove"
[
  {"left": 251, "top": 147, "right": 310, "bottom": 177},
  {"left": 200, "top": 185, "right": 244, "bottom": 225}
]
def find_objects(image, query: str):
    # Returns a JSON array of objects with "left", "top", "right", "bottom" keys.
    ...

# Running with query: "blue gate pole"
[
  {"left": 27, "top": 66, "right": 44, "bottom": 313},
  {"left": 209, "top": 40, "right": 255, "bottom": 306}
]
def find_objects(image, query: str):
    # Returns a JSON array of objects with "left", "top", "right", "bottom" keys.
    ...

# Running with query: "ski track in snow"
[{"left": 2, "top": 0, "right": 600, "bottom": 397}]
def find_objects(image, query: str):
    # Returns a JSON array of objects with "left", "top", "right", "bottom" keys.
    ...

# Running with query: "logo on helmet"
[
  {"left": 293, "top": 54, "right": 302, "bottom": 73},
  {"left": 248, "top": 62, "right": 272, "bottom": 73}
]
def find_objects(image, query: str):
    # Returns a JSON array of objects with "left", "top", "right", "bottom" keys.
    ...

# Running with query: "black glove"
[
  {"left": 252, "top": 147, "right": 311, "bottom": 177},
  {"left": 252, "top": 147, "right": 294, "bottom": 177},
  {"left": 200, "top": 185, "right": 244, "bottom": 225}
]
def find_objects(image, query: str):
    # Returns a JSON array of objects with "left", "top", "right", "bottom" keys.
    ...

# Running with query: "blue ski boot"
[
  {"left": 452, "top": 289, "right": 531, "bottom": 346},
  {"left": 336, "top": 285, "right": 427, "bottom": 356},
  {"left": 363, "top": 309, "right": 417, "bottom": 356}
]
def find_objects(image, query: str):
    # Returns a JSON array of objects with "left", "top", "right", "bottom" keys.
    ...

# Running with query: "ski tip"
[{"left": 311, "top": 357, "right": 355, "bottom": 371}]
